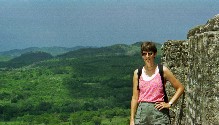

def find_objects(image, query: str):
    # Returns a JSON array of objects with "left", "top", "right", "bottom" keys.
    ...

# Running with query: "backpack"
[{"left": 137, "top": 64, "right": 169, "bottom": 103}]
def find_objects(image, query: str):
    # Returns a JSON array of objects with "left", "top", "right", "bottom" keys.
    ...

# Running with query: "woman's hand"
[{"left": 155, "top": 102, "right": 171, "bottom": 110}]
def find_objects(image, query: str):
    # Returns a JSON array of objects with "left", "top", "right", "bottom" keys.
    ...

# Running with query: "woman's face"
[{"left": 141, "top": 51, "right": 156, "bottom": 64}]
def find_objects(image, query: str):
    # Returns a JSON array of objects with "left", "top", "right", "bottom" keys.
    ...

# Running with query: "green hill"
[
  {"left": 0, "top": 51, "right": 53, "bottom": 68},
  {"left": 57, "top": 44, "right": 131, "bottom": 58},
  {"left": 58, "top": 42, "right": 162, "bottom": 58},
  {"left": 0, "top": 46, "right": 86, "bottom": 61}
]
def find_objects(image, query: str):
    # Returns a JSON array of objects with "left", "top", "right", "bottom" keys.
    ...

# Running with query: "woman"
[{"left": 130, "top": 42, "right": 184, "bottom": 125}]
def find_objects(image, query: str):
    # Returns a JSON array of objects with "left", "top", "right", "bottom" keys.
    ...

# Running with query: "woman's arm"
[
  {"left": 155, "top": 66, "right": 184, "bottom": 110},
  {"left": 164, "top": 66, "right": 184, "bottom": 105},
  {"left": 130, "top": 69, "right": 139, "bottom": 125}
]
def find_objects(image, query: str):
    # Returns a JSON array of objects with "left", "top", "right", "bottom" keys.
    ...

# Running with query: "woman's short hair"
[{"left": 141, "top": 42, "right": 157, "bottom": 54}]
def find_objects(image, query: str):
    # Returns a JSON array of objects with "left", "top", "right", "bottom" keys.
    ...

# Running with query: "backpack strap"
[
  {"left": 158, "top": 64, "right": 164, "bottom": 84},
  {"left": 137, "top": 66, "right": 143, "bottom": 90}
]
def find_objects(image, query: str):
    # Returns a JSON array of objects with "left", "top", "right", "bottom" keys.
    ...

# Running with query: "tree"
[{"left": 92, "top": 116, "right": 101, "bottom": 125}]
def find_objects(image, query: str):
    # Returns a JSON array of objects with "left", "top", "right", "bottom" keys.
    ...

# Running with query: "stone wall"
[
  {"left": 162, "top": 14, "right": 219, "bottom": 125},
  {"left": 161, "top": 40, "right": 188, "bottom": 125}
]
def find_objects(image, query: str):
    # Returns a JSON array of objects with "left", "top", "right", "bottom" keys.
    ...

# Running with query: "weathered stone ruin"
[{"left": 162, "top": 14, "right": 219, "bottom": 125}]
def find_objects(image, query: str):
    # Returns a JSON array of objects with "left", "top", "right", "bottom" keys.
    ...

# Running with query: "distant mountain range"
[
  {"left": 0, "top": 46, "right": 89, "bottom": 61},
  {"left": 0, "top": 42, "right": 162, "bottom": 68},
  {"left": 58, "top": 42, "right": 162, "bottom": 58},
  {"left": 0, "top": 46, "right": 88, "bottom": 56}
]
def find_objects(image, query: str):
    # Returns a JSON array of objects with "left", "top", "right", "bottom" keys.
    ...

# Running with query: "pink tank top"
[{"left": 138, "top": 66, "right": 165, "bottom": 103}]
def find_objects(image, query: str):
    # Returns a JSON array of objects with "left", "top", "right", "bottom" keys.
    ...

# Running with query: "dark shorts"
[{"left": 135, "top": 102, "right": 170, "bottom": 125}]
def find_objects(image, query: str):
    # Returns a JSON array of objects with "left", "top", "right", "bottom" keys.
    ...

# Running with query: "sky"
[{"left": 0, "top": 0, "right": 219, "bottom": 52}]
